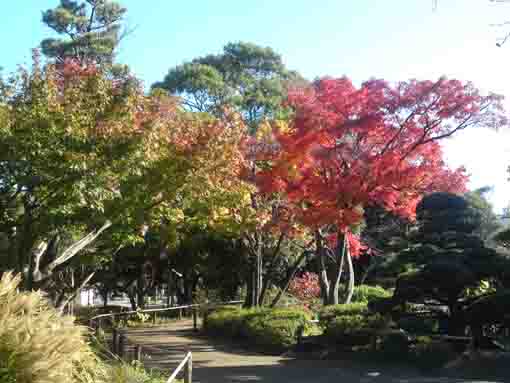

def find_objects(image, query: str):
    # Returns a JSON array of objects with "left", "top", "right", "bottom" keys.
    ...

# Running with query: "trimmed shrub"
[
  {"left": 324, "top": 313, "right": 388, "bottom": 346},
  {"left": 205, "top": 307, "right": 250, "bottom": 338},
  {"left": 397, "top": 316, "right": 439, "bottom": 334},
  {"left": 350, "top": 285, "right": 391, "bottom": 304},
  {"left": 319, "top": 302, "right": 390, "bottom": 346},
  {"left": 318, "top": 302, "right": 368, "bottom": 328},
  {"left": 204, "top": 306, "right": 311, "bottom": 352},
  {"left": 0, "top": 272, "right": 106, "bottom": 383}
]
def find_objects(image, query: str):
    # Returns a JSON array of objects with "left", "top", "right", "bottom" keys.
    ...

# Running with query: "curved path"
[{"left": 125, "top": 319, "right": 504, "bottom": 383}]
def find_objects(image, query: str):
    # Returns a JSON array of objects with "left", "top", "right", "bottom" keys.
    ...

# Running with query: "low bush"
[
  {"left": 204, "top": 306, "right": 312, "bottom": 352},
  {"left": 319, "top": 302, "right": 391, "bottom": 346},
  {"left": 106, "top": 361, "right": 170, "bottom": 383},
  {"left": 349, "top": 285, "right": 392, "bottom": 304},
  {"left": 397, "top": 316, "right": 439, "bottom": 334},
  {"left": 318, "top": 302, "right": 368, "bottom": 327}
]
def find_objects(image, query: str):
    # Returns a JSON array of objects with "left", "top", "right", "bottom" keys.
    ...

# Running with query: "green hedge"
[
  {"left": 318, "top": 302, "right": 369, "bottom": 327},
  {"left": 319, "top": 303, "right": 389, "bottom": 346},
  {"left": 350, "top": 285, "right": 392, "bottom": 303},
  {"left": 204, "top": 307, "right": 311, "bottom": 352}
]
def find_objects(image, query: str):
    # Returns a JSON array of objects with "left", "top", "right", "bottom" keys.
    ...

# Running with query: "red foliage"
[
  {"left": 254, "top": 77, "right": 506, "bottom": 246},
  {"left": 288, "top": 272, "right": 321, "bottom": 301}
]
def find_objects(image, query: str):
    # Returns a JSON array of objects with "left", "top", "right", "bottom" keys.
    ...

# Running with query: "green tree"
[
  {"left": 153, "top": 42, "right": 306, "bottom": 130},
  {"left": 372, "top": 192, "right": 510, "bottom": 339},
  {"left": 465, "top": 186, "right": 502, "bottom": 241},
  {"left": 0, "top": 54, "right": 207, "bottom": 294},
  {"left": 41, "top": 0, "right": 127, "bottom": 63}
]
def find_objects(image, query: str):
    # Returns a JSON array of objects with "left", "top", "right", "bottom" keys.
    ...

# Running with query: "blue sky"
[{"left": 3, "top": 0, "right": 510, "bottom": 212}]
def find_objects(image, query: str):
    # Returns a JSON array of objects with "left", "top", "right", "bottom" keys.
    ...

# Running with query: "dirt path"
[{"left": 125, "top": 320, "right": 503, "bottom": 383}]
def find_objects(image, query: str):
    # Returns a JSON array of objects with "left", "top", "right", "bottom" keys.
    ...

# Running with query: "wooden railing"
[
  {"left": 89, "top": 300, "right": 243, "bottom": 331},
  {"left": 167, "top": 351, "right": 192, "bottom": 383},
  {"left": 89, "top": 299, "right": 243, "bottom": 382}
]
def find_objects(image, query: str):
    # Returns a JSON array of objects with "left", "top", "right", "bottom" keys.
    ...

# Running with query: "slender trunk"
[
  {"left": 57, "top": 271, "right": 95, "bottom": 314},
  {"left": 344, "top": 244, "right": 355, "bottom": 304},
  {"left": 270, "top": 253, "right": 307, "bottom": 308},
  {"left": 136, "top": 272, "right": 145, "bottom": 309},
  {"left": 316, "top": 231, "right": 330, "bottom": 305},
  {"left": 244, "top": 274, "right": 254, "bottom": 307},
  {"left": 259, "top": 276, "right": 270, "bottom": 306},
  {"left": 328, "top": 235, "right": 347, "bottom": 305},
  {"left": 166, "top": 266, "right": 173, "bottom": 307},
  {"left": 102, "top": 289, "right": 108, "bottom": 307},
  {"left": 32, "top": 221, "right": 111, "bottom": 283},
  {"left": 256, "top": 247, "right": 263, "bottom": 306},
  {"left": 127, "top": 288, "right": 137, "bottom": 311},
  {"left": 259, "top": 233, "right": 285, "bottom": 306},
  {"left": 19, "top": 201, "right": 35, "bottom": 289}
]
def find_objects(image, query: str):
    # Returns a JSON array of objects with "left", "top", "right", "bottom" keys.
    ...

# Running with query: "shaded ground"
[{"left": 124, "top": 319, "right": 506, "bottom": 383}]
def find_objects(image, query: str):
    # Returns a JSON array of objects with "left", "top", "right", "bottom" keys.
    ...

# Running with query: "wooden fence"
[{"left": 90, "top": 300, "right": 243, "bottom": 382}]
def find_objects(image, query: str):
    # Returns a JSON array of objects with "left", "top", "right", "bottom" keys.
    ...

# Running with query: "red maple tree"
[
  {"left": 288, "top": 272, "right": 321, "bottom": 302},
  {"left": 254, "top": 76, "right": 506, "bottom": 304}
]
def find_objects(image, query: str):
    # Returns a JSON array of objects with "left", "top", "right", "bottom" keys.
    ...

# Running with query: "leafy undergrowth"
[
  {"left": 106, "top": 362, "right": 172, "bottom": 383},
  {"left": 204, "top": 306, "right": 312, "bottom": 353}
]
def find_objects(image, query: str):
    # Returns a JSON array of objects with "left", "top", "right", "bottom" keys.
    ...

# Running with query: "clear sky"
[{"left": 3, "top": 0, "right": 510, "bottom": 212}]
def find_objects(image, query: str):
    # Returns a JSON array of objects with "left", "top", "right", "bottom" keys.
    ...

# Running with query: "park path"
[{"left": 125, "top": 319, "right": 503, "bottom": 383}]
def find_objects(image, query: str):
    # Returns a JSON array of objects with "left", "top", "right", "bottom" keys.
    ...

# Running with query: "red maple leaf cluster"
[
  {"left": 252, "top": 77, "right": 506, "bottom": 254},
  {"left": 288, "top": 272, "right": 321, "bottom": 301}
]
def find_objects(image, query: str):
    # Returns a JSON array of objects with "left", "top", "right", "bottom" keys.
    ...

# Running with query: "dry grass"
[{"left": 0, "top": 272, "right": 107, "bottom": 383}]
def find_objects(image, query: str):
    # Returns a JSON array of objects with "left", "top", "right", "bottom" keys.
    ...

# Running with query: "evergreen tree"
[{"left": 41, "top": 0, "right": 127, "bottom": 64}]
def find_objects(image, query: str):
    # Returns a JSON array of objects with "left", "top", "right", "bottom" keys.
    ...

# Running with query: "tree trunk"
[
  {"left": 127, "top": 288, "right": 138, "bottom": 311},
  {"left": 136, "top": 272, "right": 145, "bottom": 309},
  {"left": 31, "top": 221, "right": 111, "bottom": 284},
  {"left": 101, "top": 289, "right": 109, "bottom": 307},
  {"left": 166, "top": 267, "right": 173, "bottom": 307},
  {"left": 257, "top": 248, "right": 264, "bottom": 305},
  {"left": 344, "top": 244, "right": 355, "bottom": 304},
  {"left": 57, "top": 271, "right": 95, "bottom": 314},
  {"left": 244, "top": 274, "right": 254, "bottom": 307},
  {"left": 316, "top": 231, "right": 331, "bottom": 305},
  {"left": 270, "top": 253, "right": 307, "bottom": 308}
]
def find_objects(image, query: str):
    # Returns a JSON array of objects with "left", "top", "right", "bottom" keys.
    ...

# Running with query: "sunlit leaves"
[{"left": 252, "top": 76, "right": 506, "bottom": 252}]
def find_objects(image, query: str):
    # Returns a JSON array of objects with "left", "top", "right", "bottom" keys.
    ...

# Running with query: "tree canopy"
[
  {"left": 250, "top": 76, "right": 506, "bottom": 304},
  {"left": 153, "top": 42, "right": 306, "bottom": 129},
  {"left": 41, "top": 0, "right": 127, "bottom": 63}
]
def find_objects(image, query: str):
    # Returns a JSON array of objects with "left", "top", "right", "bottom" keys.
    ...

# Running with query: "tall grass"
[{"left": 0, "top": 272, "right": 107, "bottom": 383}]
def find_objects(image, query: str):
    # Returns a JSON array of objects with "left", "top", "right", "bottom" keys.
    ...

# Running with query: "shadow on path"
[{"left": 124, "top": 319, "right": 505, "bottom": 383}]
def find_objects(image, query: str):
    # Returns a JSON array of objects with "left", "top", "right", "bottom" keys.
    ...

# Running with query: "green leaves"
[
  {"left": 154, "top": 42, "right": 306, "bottom": 128},
  {"left": 41, "top": 0, "right": 127, "bottom": 63}
]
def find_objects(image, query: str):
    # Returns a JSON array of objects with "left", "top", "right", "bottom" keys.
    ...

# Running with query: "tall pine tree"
[{"left": 41, "top": 0, "right": 127, "bottom": 64}]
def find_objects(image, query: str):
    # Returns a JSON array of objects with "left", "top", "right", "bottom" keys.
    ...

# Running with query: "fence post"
[
  {"left": 118, "top": 331, "right": 126, "bottom": 359},
  {"left": 193, "top": 309, "right": 198, "bottom": 331},
  {"left": 184, "top": 353, "right": 192, "bottom": 383},
  {"left": 112, "top": 328, "right": 118, "bottom": 354},
  {"left": 296, "top": 324, "right": 304, "bottom": 346},
  {"left": 179, "top": 308, "right": 183, "bottom": 320},
  {"left": 152, "top": 312, "right": 157, "bottom": 325},
  {"left": 203, "top": 309, "right": 208, "bottom": 329},
  {"left": 134, "top": 344, "right": 142, "bottom": 362}
]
